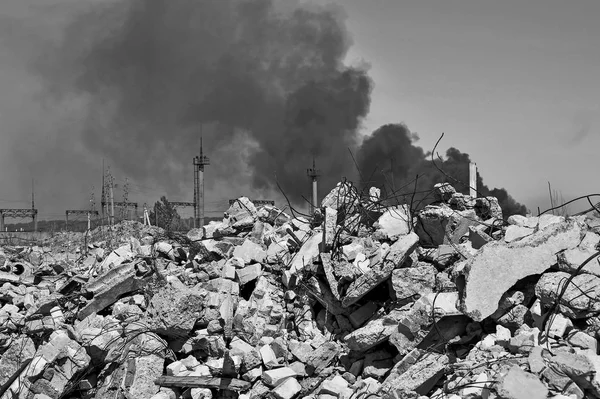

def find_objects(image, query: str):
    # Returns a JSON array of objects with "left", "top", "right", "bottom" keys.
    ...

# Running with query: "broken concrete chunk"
[
  {"left": 497, "top": 365, "right": 548, "bottom": 399},
  {"left": 459, "top": 218, "right": 583, "bottom": 321},
  {"left": 373, "top": 205, "right": 411, "bottom": 242},
  {"left": 262, "top": 367, "right": 297, "bottom": 387},
  {"left": 348, "top": 302, "right": 379, "bottom": 328},
  {"left": 381, "top": 352, "right": 449, "bottom": 399},
  {"left": 236, "top": 263, "right": 262, "bottom": 285},
  {"left": 305, "top": 342, "right": 339, "bottom": 376},
  {"left": 232, "top": 240, "right": 266, "bottom": 265},
  {"left": 322, "top": 207, "right": 338, "bottom": 252},
  {"left": 504, "top": 225, "right": 534, "bottom": 243},
  {"left": 321, "top": 181, "right": 359, "bottom": 212},
  {"left": 288, "top": 233, "right": 322, "bottom": 276},
  {"left": 390, "top": 264, "right": 436, "bottom": 300},
  {"left": 433, "top": 183, "right": 456, "bottom": 203},
  {"left": 536, "top": 271, "right": 600, "bottom": 318},
  {"left": 345, "top": 309, "right": 405, "bottom": 352},
  {"left": 225, "top": 197, "right": 258, "bottom": 229},
  {"left": 145, "top": 283, "right": 205, "bottom": 338},
  {"left": 0, "top": 335, "right": 36, "bottom": 389},
  {"left": 342, "top": 233, "right": 419, "bottom": 307},
  {"left": 272, "top": 377, "right": 302, "bottom": 399},
  {"left": 415, "top": 206, "right": 478, "bottom": 247}
]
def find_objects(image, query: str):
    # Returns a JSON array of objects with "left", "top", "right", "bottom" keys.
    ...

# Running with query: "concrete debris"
[{"left": 3, "top": 186, "right": 600, "bottom": 398}]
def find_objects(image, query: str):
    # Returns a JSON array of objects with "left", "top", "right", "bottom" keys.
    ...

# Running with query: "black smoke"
[
  {"left": 30, "top": 0, "right": 526, "bottom": 218},
  {"left": 356, "top": 124, "right": 527, "bottom": 217},
  {"left": 37, "top": 0, "right": 372, "bottom": 204}
]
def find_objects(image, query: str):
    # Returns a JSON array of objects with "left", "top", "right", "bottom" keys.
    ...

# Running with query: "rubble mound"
[{"left": 1, "top": 186, "right": 600, "bottom": 399}]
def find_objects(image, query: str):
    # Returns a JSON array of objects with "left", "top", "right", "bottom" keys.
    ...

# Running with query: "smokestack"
[
  {"left": 307, "top": 157, "right": 320, "bottom": 214},
  {"left": 469, "top": 162, "right": 477, "bottom": 197}
]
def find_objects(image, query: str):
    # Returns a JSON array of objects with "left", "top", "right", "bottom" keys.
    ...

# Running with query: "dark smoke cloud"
[
  {"left": 37, "top": 0, "right": 372, "bottom": 205},
  {"left": 356, "top": 124, "right": 527, "bottom": 217}
]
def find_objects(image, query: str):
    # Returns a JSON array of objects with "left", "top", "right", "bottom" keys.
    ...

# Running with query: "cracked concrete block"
[{"left": 459, "top": 218, "right": 583, "bottom": 321}]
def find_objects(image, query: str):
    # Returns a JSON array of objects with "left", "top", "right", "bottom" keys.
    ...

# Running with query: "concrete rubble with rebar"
[{"left": 1, "top": 181, "right": 600, "bottom": 399}]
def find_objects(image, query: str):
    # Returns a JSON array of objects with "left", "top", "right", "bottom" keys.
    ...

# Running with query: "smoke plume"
[
  {"left": 356, "top": 124, "right": 527, "bottom": 217},
  {"left": 37, "top": 0, "right": 372, "bottom": 205}
]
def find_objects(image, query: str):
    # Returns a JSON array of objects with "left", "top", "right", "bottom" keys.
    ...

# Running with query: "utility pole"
[
  {"left": 193, "top": 127, "right": 210, "bottom": 229},
  {"left": 307, "top": 157, "right": 320, "bottom": 214}
]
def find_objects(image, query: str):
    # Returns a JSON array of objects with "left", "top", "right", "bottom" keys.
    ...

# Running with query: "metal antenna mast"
[{"left": 193, "top": 126, "right": 210, "bottom": 229}]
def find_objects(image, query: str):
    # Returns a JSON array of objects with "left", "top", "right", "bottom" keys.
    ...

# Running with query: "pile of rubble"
[{"left": 1, "top": 181, "right": 600, "bottom": 399}]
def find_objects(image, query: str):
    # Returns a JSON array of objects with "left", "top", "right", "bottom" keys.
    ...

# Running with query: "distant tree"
[{"left": 149, "top": 196, "right": 183, "bottom": 231}]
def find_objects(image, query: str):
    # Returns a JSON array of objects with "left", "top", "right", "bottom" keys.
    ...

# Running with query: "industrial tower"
[
  {"left": 307, "top": 158, "right": 320, "bottom": 214},
  {"left": 193, "top": 134, "right": 210, "bottom": 229}
]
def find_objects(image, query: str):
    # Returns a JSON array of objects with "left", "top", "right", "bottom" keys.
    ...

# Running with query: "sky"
[{"left": 0, "top": 0, "right": 599, "bottom": 222}]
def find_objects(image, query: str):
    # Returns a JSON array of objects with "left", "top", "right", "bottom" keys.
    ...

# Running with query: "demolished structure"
[{"left": 1, "top": 181, "right": 600, "bottom": 399}]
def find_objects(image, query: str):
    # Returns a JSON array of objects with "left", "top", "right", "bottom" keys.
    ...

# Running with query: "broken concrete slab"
[
  {"left": 496, "top": 365, "right": 548, "bottom": 399},
  {"left": 390, "top": 264, "right": 436, "bottom": 300},
  {"left": 504, "top": 225, "right": 534, "bottom": 243},
  {"left": 342, "top": 233, "right": 419, "bottom": 307},
  {"left": 344, "top": 309, "right": 405, "bottom": 351},
  {"left": 415, "top": 206, "right": 479, "bottom": 247},
  {"left": 536, "top": 271, "right": 600, "bottom": 318},
  {"left": 322, "top": 207, "right": 338, "bottom": 252},
  {"left": 236, "top": 263, "right": 262, "bottom": 285},
  {"left": 232, "top": 240, "right": 266, "bottom": 265},
  {"left": 288, "top": 232, "right": 322, "bottom": 277},
  {"left": 225, "top": 197, "right": 258, "bottom": 229},
  {"left": 380, "top": 351, "right": 449, "bottom": 399},
  {"left": 78, "top": 263, "right": 154, "bottom": 320},
  {"left": 144, "top": 282, "right": 205, "bottom": 338},
  {"left": 458, "top": 218, "right": 584, "bottom": 321}
]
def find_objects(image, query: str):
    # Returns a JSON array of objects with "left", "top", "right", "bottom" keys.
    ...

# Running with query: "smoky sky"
[
  {"left": 357, "top": 124, "right": 528, "bottom": 217},
  {"left": 35, "top": 0, "right": 372, "bottom": 208},
  {"left": 1, "top": 0, "right": 527, "bottom": 221}
]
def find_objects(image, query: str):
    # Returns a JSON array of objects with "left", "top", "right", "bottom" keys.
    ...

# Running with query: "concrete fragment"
[
  {"left": 433, "top": 183, "right": 456, "bottom": 203},
  {"left": 321, "top": 181, "right": 359, "bottom": 212},
  {"left": 415, "top": 206, "right": 478, "bottom": 247},
  {"left": 305, "top": 342, "right": 339, "bottom": 376},
  {"left": 558, "top": 245, "right": 600, "bottom": 276},
  {"left": 468, "top": 226, "right": 493, "bottom": 250},
  {"left": 272, "top": 377, "right": 301, "bottom": 399},
  {"left": 259, "top": 345, "right": 278, "bottom": 369},
  {"left": 348, "top": 302, "right": 379, "bottom": 328},
  {"left": 225, "top": 197, "right": 257, "bottom": 229},
  {"left": 496, "top": 366, "right": 548, "bottom": 399},
  {"left": 145, "top": 282, "right": 205, "bottom": 338},
  {"left": 547, "top": 313, "right": 573, "bottom": 338},
  {"left": 345, "top": 309, "right": 405, "bottom": 351},
  {"left": 390, "top": 264, "right": 436, "bottom": 300},
  {"left": 232, "top": 240, "right": 266, "bottom": 265},
  {"left": 236, "top": 263, "right": 262, "bottom": 285},
  {"left": 78, "top": 263, "right": 153, "bottom": 320},
  {"left": 536, "top": 271, "right": 600, "bottom": 318},
  {"left": 459, "top": 218, "right": 583, "bottom": 321},
  {"left": 342, "top": 233, "right": 419, "bottom": 307},
  {"left": 373, "top": 206, "right": 411, "bottom": 241},
  {"left": 0, "top": 336, "right": 35, "bottom": 390},
  {"left": 262, "top": 367, "right": 297, "bottom": 387},
  {"left": 289, "top": 233, "right": 322, "bottom": 276},
  {"left": 504, "top": 225, "right": 534, "bottom": 243},
  {"left": 322, "top": 207, "right": 338, "bottom": 252},
  {"left": 320, "top": 253, "right": 341, "bottom": 300},
  {"left": 381, "top": 351, "right": 449, "bottom": 399}
]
